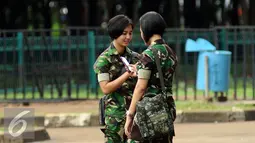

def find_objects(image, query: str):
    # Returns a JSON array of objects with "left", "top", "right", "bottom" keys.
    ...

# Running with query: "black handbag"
[{"left": 99, "top": 95, "right": 107, "bottom": 126}]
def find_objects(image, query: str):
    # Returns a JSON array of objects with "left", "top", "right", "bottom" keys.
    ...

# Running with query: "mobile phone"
[{"left": 120, "top": 57, "right": 133, "bottom": 72}]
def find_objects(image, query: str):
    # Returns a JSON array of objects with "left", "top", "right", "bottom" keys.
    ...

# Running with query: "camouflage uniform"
[
  {"left": 94, "top": 43, "right": 140, "bottom": 143},
  {"left": 136, "top": 39, "right": 178, "bottom": 143}
]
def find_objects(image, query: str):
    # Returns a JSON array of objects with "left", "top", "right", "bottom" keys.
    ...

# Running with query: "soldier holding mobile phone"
[{"left": 94, "top": 15, "right": 140, "bottom": 143}]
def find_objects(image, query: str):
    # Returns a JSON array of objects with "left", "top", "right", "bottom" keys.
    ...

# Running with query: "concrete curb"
[
  {"left": 0, "top": 110, "right": 254, "bottom": 128},
  {"left": 0, "top": 116, "right": 45, "bottom": 127},
  {"left": 44, "top": 113, "right": 92, "bottom": 127},
  {"left": 0, "top": 128, "right": 50, "bottom": 143},
  {"left": 43, "top": 109, "right": 255, "bottom": 127},
  {"left": 243, "top": 110, "right": 255, "bottom": 121},
  {"left": 175, "top": 110, "right": 245, "bottom": 123}
]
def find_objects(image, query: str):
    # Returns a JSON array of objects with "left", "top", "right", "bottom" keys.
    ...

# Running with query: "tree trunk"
[
  {"left": 163, "top": 0, "right": 180, "bottom": 28},
  {"left": 239, "top": 0, "right": 249, "bottom": 25},
  {"left": 7, "top": 0, "right": 28, "bottom": 29},
  {"left": 31, "top": 1, "right": 40, "bottom": 29},
  {"left": 249, "top": 0, "right": 255, "bottom": 25},
  {"left": 66, "top": 0, "right": 84, "bottom": 35},
  {"left": 122, "top": 0, "right": 135, "bottom": 19},
  {"left": 231, "top": 0, "right": 239, "bottom": 25},
  {"left": 105, "top": 0, "right": 116, "bottom": 20},
  {"left": 184, "top": 0, "right": 197, "bottom": 28},
  {"left": 88, "top": 0, "right": 99, "bottom": 26},
  {"left": 43, "top": 0, "right": 51, "bottom": 29},
  {"left": 132, "top": 0, "right": 140, "bottom": 24},
  {"left": 80, "top": 0, "right": 88, "bottom": 26},
  {"left": 0, "top": 1, "right": 8, "bottom": 29},
  {"left": 200, "top": 0, "right": 216, "bottom": 28},
  {"left": 66, "top": 0, "right": 83, "bottom": 26},
  {"left": 139, "top": 0, "right": 162, "bottom": 16}
]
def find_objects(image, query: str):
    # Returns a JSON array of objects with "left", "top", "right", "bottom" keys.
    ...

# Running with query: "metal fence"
[{"left": 0, "top": 26, "right": 254, "bottom": 102}]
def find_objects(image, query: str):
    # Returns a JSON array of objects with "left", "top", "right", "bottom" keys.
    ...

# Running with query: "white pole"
[{"left": 205, "top": 56, "right": 209, "bottom": 98}]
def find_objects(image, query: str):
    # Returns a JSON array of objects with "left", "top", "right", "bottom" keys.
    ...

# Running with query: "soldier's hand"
[
  {"left": 129, "top": 71, "right": 137, "bottom": 78},
  {"left": 127, "top": 67, "right": 136, "bottom": 78},
  {"left": 125, "top": 115, "right": 133, "bottom": 138},
  {"left": 129, "top": 64, "right": 137, "bottom": 71}
]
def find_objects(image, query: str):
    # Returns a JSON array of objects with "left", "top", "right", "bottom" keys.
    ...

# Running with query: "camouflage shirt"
[
  {"left": 137, "top": 39, "right": 178, "bottom": 96},
  {"left": 94, "top": 43, "right": 140, "bottom": 117}
]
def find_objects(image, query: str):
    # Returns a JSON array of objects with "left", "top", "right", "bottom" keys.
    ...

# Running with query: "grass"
[
  {"left": 0, "top": 80, "right": 254, "bottom": 101},
  {"left": 0, "top": 101, "right": 254, "bottom": 119},
  {"left": 0, "top": 76, "right": 254, "bottom": 102},
  {"left": 0, "top": 84, "right": 100, "bottom": 100},
  {"left": 173, "top": 79, "right": 254, "bottom": 100},
  {"left": 175, "top": 100, "right": 255, "bottom": 111}
]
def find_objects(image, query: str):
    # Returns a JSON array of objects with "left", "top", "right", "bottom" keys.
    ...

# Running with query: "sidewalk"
[
  {"left": 0, "top": 100, "right": 255, "bottom": 128},
  {"left": 0, "top": 100, "right": 99, "bottom": 114}
]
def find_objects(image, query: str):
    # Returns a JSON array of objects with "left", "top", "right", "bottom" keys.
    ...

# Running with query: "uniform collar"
[
  {"left": 108, "top": 42, "right": 132, "bottom": 56},
  {"left": 150, "top": 39, "right": 166, "bottom": 46}
]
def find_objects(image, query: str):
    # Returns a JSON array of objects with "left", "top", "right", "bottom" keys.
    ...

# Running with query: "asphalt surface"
[{"left": 36, "top": 121, "right": 255, "bottom": 143}]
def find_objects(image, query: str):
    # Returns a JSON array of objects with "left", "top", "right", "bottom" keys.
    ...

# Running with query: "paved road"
[{"left": 38, "top": 121, "right": 255, "bottom": 143}]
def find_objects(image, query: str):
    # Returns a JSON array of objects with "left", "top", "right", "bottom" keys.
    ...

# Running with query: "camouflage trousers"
[
  {"left": 103, "top": 94, "right": 136, "bottom": 143},
  {"left": 104, "top": 115, "right": 137, "bottom": 143}
]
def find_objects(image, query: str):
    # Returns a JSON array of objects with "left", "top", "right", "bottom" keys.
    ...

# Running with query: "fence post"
[
  {"left": 88, "top": 31, "right": 96, "bottom": 93},
  {"left": 220, "top": 28, "right": 226, "bottom": 50},
  {"left": 17, "top": 32, "right": 24, "bottom": 90}
]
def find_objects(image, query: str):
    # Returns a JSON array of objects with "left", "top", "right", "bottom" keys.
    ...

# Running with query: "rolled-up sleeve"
[
  {"left": 138, "top": 69, "right": 151, "bottom": 79},
  {"left": 93, "top": 56, "right": 110, "bottom": 82},
  {"left": 137, "top": 49, "right": 154, "bottom": 80},
  {"left": 97, "top": 73, "right": 110, "bottom": 82}
]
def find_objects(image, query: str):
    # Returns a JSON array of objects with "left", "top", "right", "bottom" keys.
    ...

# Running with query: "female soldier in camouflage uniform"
[
  {"left": 93, "top": 15, "right": 139, "bottom": 143},
  {"left": 125, "top": 11, "right": 178, "bottom": 143}
]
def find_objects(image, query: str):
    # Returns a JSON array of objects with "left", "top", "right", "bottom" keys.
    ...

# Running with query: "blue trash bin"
[{"left": 196, "top": 50, "right": 232, "bottom": 92}]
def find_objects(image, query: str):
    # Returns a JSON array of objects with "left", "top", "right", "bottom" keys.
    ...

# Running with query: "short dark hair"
[
  {"left": 107, "top": 15, "right": 133, "bottom": 39},
  {"left": 139, "top": 11, "right": 167, "bottom": 43}
]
